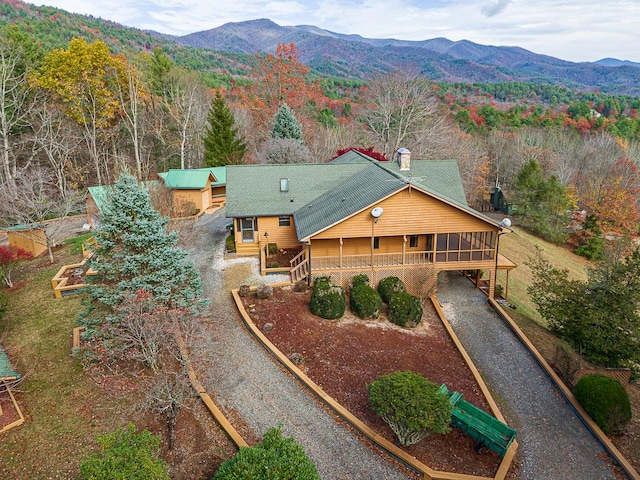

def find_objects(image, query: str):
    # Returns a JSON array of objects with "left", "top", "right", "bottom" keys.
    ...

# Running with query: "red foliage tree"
[{"left": 0, "top": 245, "right": 33, "bottom": 288}]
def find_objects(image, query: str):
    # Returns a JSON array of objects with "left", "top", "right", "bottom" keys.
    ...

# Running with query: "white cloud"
[{"left": 481, "top": 0, "right": 512, "bottom": 18}]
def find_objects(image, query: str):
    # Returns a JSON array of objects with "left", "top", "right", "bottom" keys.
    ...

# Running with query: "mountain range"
[
  {"left": 2, "top": 2, "right": 640, "bottom": 96},
  {"left": 175, "top": 18, "right": 640, "bottom": 95}
]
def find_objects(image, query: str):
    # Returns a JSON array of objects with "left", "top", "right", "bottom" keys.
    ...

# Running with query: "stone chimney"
[{"left": 396, "top": 148, "right": 411, "bottom": 171}]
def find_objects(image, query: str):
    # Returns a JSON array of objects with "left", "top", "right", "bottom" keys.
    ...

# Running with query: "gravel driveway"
[
  {"left": 437, "top": 271, "right": 620, "bottom": 480},
  {"left": 185, "top": 210, "right": 411, "bottom": 480}
]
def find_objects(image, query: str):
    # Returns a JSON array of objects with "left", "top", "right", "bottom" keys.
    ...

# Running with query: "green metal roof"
[
  {"left": 330, "top": 149, "right": 379, "bottom": 164},
  {"left": 295, "top": 163, "right": 405, "bottom": 240},
  {"left": 209, "top": 167, "right": 226, "bottom": 186},
  {"left": 161, "top": 169, "right": 215, "bottom": 189},
  {"left": 0, "top": 343, "right": 19, "bottom": 380},
  {"left": 225, "top": 163, "right": 368, "bottom": 217}
]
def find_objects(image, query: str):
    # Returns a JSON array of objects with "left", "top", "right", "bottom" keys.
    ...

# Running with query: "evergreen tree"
[
  {"left": 270, "top": 103, "right": 303, "bottom": 142},
  {"left": 86, "top": 175, "right": 205, "bottom": 315},
  {"left": 203, "top": 90, "right": 247, "bottom": 167}
]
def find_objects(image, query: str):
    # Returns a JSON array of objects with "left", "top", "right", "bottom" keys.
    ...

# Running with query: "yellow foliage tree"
[{"left": 34, "top": 38, "right": 129, "bottom": 184}]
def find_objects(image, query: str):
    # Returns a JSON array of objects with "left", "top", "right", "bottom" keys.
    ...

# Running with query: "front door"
[{"left": 240, "top": 217, "right": 256, "bottom": 242}]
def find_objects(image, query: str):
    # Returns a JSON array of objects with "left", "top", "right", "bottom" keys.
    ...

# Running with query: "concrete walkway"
[
  {"left": 187, "top": 210, "right": 411, "bottom": 480},
  {"left": 437, "top": 271, "right": 620, "bottom": 480}
]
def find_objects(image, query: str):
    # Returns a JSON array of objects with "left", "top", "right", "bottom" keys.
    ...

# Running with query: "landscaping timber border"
[
  {"left": 488, "top": 298, "right": 640, "bottom": 480},
  {"left": 232, "top": 286, "right": 517, "bottom": 480},
  {"left": 0, "top": 380, "right": 25, "bottom": 434}
]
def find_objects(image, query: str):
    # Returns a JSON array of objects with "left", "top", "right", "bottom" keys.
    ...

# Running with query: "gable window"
[
  {"left": 409, "top": 235, "right": 418, "bottom": 248},
  {"left": 373, "top": 237, "right": 380, "bottom": 249},
  {"left": 278, "top": 215, "right": 290, "bottom": 227}
]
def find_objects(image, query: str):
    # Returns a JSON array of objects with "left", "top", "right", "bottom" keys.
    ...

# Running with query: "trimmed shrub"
[
  {"left": 256, "top": 284, "right": 273, "bottom": 299},
  {"left": 378, "top": 276, "right": 406, "bottom": 303},
  {"left": 214, "top": 426, "right": 320, "bottom": 479},
  {"left": 267, "top": 243, "right": 278, "bottom": 255},
  {"left": 310, "top": 278, "right": 345, "bottom": 320},
  {"left": 266, "top": 260, "right": 280, "bottom": 268},
  {"left": 388, "top": 291, "right": 423, "bottom": 328},
  {"left": 351, "top": 273, "right": 370, "bottom": 287},
  {"left": 79, "top": 423, "right": 169, "bottom": 480},
  {"left": 368, "top": 371, "right": 451, "bottom": 446},
  {"left": 350, "top": 283, "right": 382, "bottom": 320},
  {"left": 574, "top": 374, "right": 631, "bottom": 434}
]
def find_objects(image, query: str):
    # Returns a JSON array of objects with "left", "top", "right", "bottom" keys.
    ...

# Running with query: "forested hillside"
[{"left": 0, "top": 0, "right": 638, "bottom": 262}]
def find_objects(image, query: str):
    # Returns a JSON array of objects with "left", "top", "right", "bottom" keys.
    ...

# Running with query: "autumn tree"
[
  {"left": 0, "top": 245, "right": 32, "bottom": 288},
  {"left": 116, "top": 58, "right": 151, "bottom": 179},
  {"left": 579, "top": 157, "right": 640, "bottom": 236},
  {"left": 35, "top": 38, "right": 129, "bottom": 185},
  {"left": 203, "top": 90, "right": 247, "bottom": 166},
  {"left": 0, "top": 25, "right": 41, "bottom": 191},
  {"left": 360, "top": 71, "right": 440, "bottom": 158},
  {"left": 250, "top": 43, "right": 319, "bottom": 114},
  {"left": 162, "top": 67, "right": 208, "bottom": 169}
]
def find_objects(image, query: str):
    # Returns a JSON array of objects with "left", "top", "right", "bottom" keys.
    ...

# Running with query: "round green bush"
[
  {"left": 350, "top": 283, "right": 382, "bottom": 319},
  {"left": 388, "top": 291, "right": 423, "bottom": 328},
  {"left": 574, "top": 374, "right": 631, "bottom": 434},
  {"left": 351, "top": 273, "right": 370, "bottom": 288},
  {"left": 214, "top": 426, "right": 320, "bottom": 479},
  {"left": 310, "top": 278, "right": 345, "bottom": 320},
  {"left": 378, "top": 276, "right": 406, "bottom": 303},
  {"left": 368, "top": 371, "right": 451, "bottom": 446}
]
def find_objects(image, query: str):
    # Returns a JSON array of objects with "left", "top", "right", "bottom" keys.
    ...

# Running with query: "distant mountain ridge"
[{"left": 177, "top": 18, "right": 640, "bottom": 95}]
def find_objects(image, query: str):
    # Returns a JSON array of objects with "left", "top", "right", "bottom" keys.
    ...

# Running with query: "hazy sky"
[{"left": 33, "top": 0, "right": 639, "bottom": 63}]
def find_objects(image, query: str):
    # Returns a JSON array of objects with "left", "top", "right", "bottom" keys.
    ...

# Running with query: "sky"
[{"left": 32, "top": 0, "right": 640, "bottom": 63}]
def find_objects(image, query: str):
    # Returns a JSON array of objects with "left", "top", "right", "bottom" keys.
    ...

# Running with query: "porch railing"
[{"left": 313, "top": 251, "right": 434, "bottom": 270}]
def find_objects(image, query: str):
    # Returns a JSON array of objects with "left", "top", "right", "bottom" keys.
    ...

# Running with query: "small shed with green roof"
[{"left": 158, "top": 167, "right": 226, "bottom": 214}]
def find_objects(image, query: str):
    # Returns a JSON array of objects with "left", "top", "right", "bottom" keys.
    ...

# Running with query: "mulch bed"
[{"left": 242, "top": 286, "right": 509, "bottom": 477}]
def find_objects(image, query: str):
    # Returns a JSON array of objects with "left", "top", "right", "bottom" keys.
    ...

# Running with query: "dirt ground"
[{"left": 242, "top": 286, "right": 514, "bottom": 478}]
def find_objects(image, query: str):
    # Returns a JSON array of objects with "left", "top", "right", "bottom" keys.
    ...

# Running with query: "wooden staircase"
[{"left": 289, "top": 250, "right": 309, "bottom": 283}]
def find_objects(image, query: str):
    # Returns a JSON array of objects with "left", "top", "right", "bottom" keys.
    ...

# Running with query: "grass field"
[{"left": 0, "top": 247, "right": 132, "bottom": 479}]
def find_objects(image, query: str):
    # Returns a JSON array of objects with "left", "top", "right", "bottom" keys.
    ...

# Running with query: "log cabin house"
[{"left": 226, "top": 149, "right": 516, "bottom": 298}]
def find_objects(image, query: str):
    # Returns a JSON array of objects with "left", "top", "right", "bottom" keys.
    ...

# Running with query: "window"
[
  {"left": 278, "top": 216, "right": 290, "bottom": 227},
  {"left": 373, "top": 237, "right": 380, "bottom": 249},
  {"left": 409, "top": 235, "right": 418, "bottom": 248},
  {"left": 280, "top": 178, "right": 289, "bottom": 192}
]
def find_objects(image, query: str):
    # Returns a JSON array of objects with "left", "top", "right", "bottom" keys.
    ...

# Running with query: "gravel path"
[
  {"left": 185, "top": 210, "right": 411, "bottom": 480},
  {"left": 437, "top": 271, "right": 620, "bottom": 480}
]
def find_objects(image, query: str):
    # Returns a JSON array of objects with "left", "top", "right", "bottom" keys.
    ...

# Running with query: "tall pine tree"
[
  {"left": 203, "top": 90, "right": 247, "bottom": 167},
  {"left": 86, "top": 175, "right": 206, "bottom": 316},
  {"left": 270, "top": 103, "right": 303, "bottom": 142}
]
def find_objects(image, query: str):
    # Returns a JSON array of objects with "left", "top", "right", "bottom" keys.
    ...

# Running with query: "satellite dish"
[
  {"left": 371, "top": 207, "right": 384, "bottom": 218},
  {"left": 500, "top": 218, "right": 512, "bottom": 228}
]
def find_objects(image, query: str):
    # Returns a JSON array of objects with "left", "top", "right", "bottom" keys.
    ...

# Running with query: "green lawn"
[{"left": 0, "top": 248, "right": 129, "bottom": 479}]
